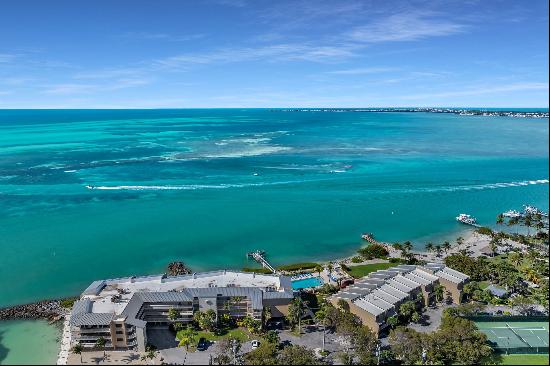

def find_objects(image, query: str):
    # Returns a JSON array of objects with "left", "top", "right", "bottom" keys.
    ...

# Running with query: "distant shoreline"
[{"left": 273, "top": 107, "right": 549, "bottom": 118}]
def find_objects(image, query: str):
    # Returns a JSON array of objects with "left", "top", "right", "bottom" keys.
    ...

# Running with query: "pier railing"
[{"left": 247, "top": 250, "right": 277, "bottom": 274}]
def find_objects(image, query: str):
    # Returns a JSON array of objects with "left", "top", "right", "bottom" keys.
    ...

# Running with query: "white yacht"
[
  {"left": 503, "top": 210, "right": 522, "bottom": 218},
  {"left": 456, "top": 213, "right": 477, "bottom": 225},
  {"left": 523, "top": 205, "right": 548, "bottom": 217}
]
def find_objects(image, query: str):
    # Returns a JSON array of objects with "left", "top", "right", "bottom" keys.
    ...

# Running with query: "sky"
[{"left": 0, "top": 0, "right": 548, "bottom": 108}]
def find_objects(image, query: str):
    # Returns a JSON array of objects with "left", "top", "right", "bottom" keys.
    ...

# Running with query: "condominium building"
[
  {"left": 329, "top": 264, "right": 469, "bottom": 336},
  {"left": 69, "top": 270, "right": 294, "bottom": 351}
]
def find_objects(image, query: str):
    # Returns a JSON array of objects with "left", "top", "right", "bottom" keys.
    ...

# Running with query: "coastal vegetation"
[{"left": 276, "top": 262, "right": 320, "bottom": 272}]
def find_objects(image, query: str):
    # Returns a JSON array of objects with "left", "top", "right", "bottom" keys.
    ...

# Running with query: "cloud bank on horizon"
[{"left": 0, "top": 0, "right": 548, "bottom": 108}]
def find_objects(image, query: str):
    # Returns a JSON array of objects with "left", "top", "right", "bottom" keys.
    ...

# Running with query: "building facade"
[
  {"left": 329, "top": 264, "right": 469, "bottom": 336},
  {"left": 70, "top": 271, "right": 294, "bottom": 351}
]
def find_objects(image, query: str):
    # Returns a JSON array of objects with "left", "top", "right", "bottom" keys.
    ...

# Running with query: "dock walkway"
[{"left": 247, "top": 250, "right": 277, "bottom": 274}]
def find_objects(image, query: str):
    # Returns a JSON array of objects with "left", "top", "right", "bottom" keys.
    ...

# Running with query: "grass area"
[
  {"left": 241, "top": 267, "right": 273, "bottom": 274},
  {"left": 176, "top": 327, "right": 250, "bottom": 345},
  {"left": 483, "top": 354, "right": 549, "bottom": 365},
  {"left": 276, "top": 262, "right": 320, "bottom": 271},
  {"left": 478, "top": 281, "right": 490, "bottom": 290},
  {"left": 343, "top": 262, "right": 394, "bottom": 278}
]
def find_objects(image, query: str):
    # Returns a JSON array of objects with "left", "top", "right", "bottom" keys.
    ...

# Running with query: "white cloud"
[
  {"left": 326, "top": 67, "right": 398, "bottom": 75},
  {"left": 0, "top": 54, "right": 16, "bottom": 63},
  {"left": 154, "top": 43, "right": 357, "bottom": 69},
  {"left": 349, "top": 11, "right": 466, "bottom": 43}
]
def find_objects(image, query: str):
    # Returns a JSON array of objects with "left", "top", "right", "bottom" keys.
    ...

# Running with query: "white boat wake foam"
[{"left": 84, "top": 178, "right": 549, "bottom": 192}]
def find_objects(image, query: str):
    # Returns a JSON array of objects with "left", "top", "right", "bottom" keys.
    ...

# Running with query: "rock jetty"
[{"left": 0, "top": 300, "right": 66, "bottom": 322}]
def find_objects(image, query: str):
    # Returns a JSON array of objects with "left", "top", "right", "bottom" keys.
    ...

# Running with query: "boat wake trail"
[{"left": 84, "top": 178, "right": 549, "bottom": 193}]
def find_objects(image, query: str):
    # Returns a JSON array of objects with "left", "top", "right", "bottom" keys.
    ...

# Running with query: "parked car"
[
  {"left": 197, "top": 338, "right": 208, "bottom": 351},
  {"left": 251, "top": 340, "right": 260, "bottom": 350}
]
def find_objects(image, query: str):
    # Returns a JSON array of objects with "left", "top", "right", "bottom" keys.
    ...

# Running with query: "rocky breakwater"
[{"left": 0, "top": 299, "right": 68, "bottom": 322}]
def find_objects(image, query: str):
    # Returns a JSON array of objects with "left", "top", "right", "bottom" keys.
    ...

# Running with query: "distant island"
[{"left": 274, "top": 107, "right": 549, "bottom": 118}]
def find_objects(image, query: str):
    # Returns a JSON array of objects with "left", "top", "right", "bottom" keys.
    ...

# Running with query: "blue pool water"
[{"left": 291, "top": 277, "right": 324, "bottom": 289}]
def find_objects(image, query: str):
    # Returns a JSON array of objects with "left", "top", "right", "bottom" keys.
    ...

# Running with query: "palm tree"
[
  {"left": 314, "top": 265, "right": 323, "bottom": 277},
  {"left": 434, "top": 285, "right": 444, "bottom": 303},
  {"left": 262, "top": 306, "right": 272, "bottom": 327},
  {"left": 434, "top": 245, "right": 442, "bottom": 257},
  {"left": 403, "top": 241, "right": 413, "bottom": 252},
  {"left": 508, "top": 252, "right": 522, "bottom": 267},
  {"left": 71, "top": 342, "right": 83, "bottom": 363},
  {"left": 442, "top": 241, "right": 452, "bottom": 255},
  {"left": 392, "top": 242, "right": 403, "bottom": 251},
  {"left": 425, "top": 242, "right": 434, "bottom": 252},
  {"left": 95, "top": 337, "right": 106, "bottom": 361},
  {"left": 327, "top": 263, "right": 333, "bottom": 276},
  {"left": 167, "top": 308, "right": 179, "bottom": 322},
  {"left": 288, "top": 297, "right": 307, "bottom": 334},
  {"left": 456, "top": 236, "right": 464, "bottom": 250},
  {"left": 178, "top": 326, "right": 198, "bottom": 351},
  {"left": 496, "top": 213, "right": 504, "bottom": 225}
]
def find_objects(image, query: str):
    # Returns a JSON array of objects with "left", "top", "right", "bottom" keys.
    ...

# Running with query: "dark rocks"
[
  {"left": 0, "top": 300, "right": 66, "bottom": 322},
  {"left": 167, "top": 261, "right": 192, "bottom": 276}
]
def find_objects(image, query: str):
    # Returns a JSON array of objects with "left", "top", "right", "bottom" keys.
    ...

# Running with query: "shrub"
[
  {"left": 276, "top": 262, "right": 319, "bottom": 271},
  {"left": 60, "top": 297, "right": 78, "bottom": 309},
  {"left": 351, "top": 256, "right": 363, "bottom": 263},
  {"left": 358, "top": 243, "right": 389, "bottom": 259}
]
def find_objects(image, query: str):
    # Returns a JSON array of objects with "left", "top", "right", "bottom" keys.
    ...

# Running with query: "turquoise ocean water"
[{"left": 0, "top": 109, "right": 548, "bottom": 309}]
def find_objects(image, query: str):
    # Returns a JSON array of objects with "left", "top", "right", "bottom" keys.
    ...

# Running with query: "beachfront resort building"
[
  {"left": 69, "top": 271, "right": 293, "bottom": 351},
  {"left": 329, "top": 264, "right": 469, "bottom": 336}
]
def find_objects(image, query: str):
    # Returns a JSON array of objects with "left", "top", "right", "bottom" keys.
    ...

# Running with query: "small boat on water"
[
  {"left": 523, "top": 205, "right": 548, "bottom": 217},
  {"left": 456, "top": 213, "right": 477, "bottom": 225},
  {"left": 503, "top": 210, "right": 522, "bottom": 218}
]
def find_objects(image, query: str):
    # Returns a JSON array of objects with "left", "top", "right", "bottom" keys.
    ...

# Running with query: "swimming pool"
[{"left": 291, "top": 277, "right": 324, "bottom": 290}]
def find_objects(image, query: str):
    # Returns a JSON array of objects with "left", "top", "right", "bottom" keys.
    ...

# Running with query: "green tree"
[
  {"left": 508, "top": 251, "right": 522, "bottom": 267},
  {"left": 194, "top": 309, "right": 217, "bottom": 332},
  {"left": 263, "top": 330, "right": 280, "bottom": 345},
  {"left": 434, "top": 284, "right": 445, "bottom": 302},
  {"left": 425, "top": 242, "right": 434, "bottom": 252},
  {"left": 442, "top": 241, "right": 452, "bottom": 254},
  {"left": 244, "top": 341, "right": 279, "bottom": 365},
  {"left": 278, "top": 345, "right": 322, "bottom": 365},
  {"left": 352, "top": 326, "right": 377, "bottom": 365},
  {"left": 95, "top": 337, "right": 107, "bottom": 361},
  {"left": 398, "top": 301, "right": 418, "bottom": 324},
  {"left": 178, "top": 326, "right": 198, "bottom": 350},
  {"left": 71, "top": 342, "right": 83, "bottom": 363},
  {"left": 167, "top": 307, "right": 180, "bottom": 322},
  {"left": 388, "top": 327, "right": 424, "bottom": 365},
  {"left": 287, "top": 297, "right": 307, "bottom": 333},
  {"left": 456, "top": 236, "right": 464, "bottom": 249}
]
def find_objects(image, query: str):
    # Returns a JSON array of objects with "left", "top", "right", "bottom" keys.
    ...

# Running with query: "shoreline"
[{"left": 0, "top": 228, "right": 520, "bottom": 315}]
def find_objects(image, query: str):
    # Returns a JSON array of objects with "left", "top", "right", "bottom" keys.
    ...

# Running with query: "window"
[
  {"left": 115, "top": 324, "right": 123, "bottom": 328},
  {"left": 117, "top": 338, "right": 124, "bottom": 342},
  {"left": 116, "top": 331, "right": 123, "bottom": 334}
]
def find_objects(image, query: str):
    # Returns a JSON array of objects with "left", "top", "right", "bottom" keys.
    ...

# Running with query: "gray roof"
[
  {"left": 70, "top": 299, "right": 114, "bottom": 326},
  {"left": 71, "top": 313, "right": 114, "bottom": 326},
  {"left": 82, "top": 280, "right": 106, "bottom": 296},
  {"left": 486, "top": 285, "right": 509, "bottom": 298}
]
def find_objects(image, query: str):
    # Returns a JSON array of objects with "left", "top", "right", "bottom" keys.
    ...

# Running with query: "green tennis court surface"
[{"left": 476, "top": 321, "right": 549, "bottom": 353}]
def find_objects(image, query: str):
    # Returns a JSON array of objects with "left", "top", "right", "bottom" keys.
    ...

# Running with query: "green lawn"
[
  {"left": 478, "top": 281, "right": 490, "bottom": 289},
  {"left": 344, "top": 262, "right": 394, "bottom": 278},
  {"left": 176, "top": 327, "right": 250, "bottom": 345},
  {"left": 483, "top": 354, "right": 549, "bottom": 365}
]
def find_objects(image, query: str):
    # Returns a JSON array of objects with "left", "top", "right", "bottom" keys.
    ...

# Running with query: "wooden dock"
[{"left": 247, "top": 250, "right": 277, "bottom": 274}]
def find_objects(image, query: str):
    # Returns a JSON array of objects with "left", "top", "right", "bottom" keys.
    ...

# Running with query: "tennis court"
[{"left": 476, "top": 320, "right": 549, "bottom": 354}]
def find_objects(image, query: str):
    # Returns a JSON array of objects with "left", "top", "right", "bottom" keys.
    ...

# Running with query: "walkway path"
[{"left": 56, "top": 313, "right": 71, "bottom": 365}]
